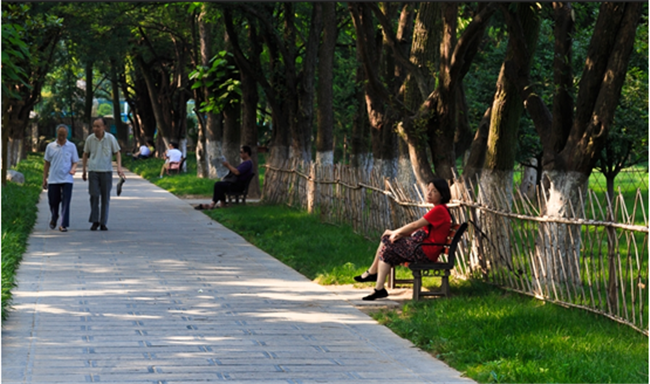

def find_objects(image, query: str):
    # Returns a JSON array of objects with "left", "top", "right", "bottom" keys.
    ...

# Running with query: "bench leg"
[
  {"left": 388, "top": 266, "right": 395, "bottom": 289},
  {"left": 412, "top": 270, "right": 422, "bottom": 300},
  {"left": 441, "top": 271, "right": 450, "bottom": 298}
]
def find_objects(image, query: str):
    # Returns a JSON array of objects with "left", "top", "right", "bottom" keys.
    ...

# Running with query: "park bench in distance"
[{"left": 388, "top": 222, "right": 468, "bottom": 300}]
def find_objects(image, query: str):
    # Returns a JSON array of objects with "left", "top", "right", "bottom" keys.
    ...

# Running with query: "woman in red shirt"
[{"left": 354, "top": 177, "right": 452, "bottom": 300}]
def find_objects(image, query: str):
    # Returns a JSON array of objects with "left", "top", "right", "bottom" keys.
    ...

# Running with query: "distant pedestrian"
[
  {"left": 82, "top": 117, "right": 125, "bottom": 231},
  {"left": 43, "top": 125, "right": 79, "bottom": 232}
]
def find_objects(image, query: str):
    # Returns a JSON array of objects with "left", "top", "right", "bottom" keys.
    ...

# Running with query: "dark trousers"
[
  {"left": 48, "top": 183, "right": 73, "bottom": 228},
  {"left": 212, "top": 181, "right": 232, "bottom": 204},
  {"left": 88, "top": 171, "right": 112, "bottom": 225}
]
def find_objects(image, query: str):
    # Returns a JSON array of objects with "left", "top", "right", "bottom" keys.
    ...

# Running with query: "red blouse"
[{"left": 422, "top": 204, "right": 452, "bottom": 262}]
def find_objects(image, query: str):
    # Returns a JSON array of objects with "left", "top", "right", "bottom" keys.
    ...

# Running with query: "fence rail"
[{"left": 262, "top": 159, "right": 649, "bottom": 335}]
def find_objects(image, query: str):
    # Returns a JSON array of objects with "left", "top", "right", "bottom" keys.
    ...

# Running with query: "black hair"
[
  {"left": 95, "top": 117, "right": 108, "bottom": 126},
  {"left": 170, "top": 142, "right": 179, "bottom": 149},
  {"left": 241, "top": 145, "right": 252, "bottom": 156},
  {"left": 428, "top": 177, "right": 451, "bottom": 204}
]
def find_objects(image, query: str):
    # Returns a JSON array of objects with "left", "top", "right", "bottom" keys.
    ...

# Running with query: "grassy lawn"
[{"left": 2, "top": 154, "right": 43, "bottom": 321}]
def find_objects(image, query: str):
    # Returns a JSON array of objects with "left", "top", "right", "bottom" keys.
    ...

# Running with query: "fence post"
[{"left": 307, "top": 163, "right": 316, "bottom": 214}]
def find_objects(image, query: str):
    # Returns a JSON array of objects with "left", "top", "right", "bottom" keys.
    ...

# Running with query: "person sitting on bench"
[
  {"left": 195, "top": 145, "right": 253, "bottom": 210},
  {"left": 354, "top": 177, "right": 452, "bottom": 301},
  {"left": 159, "top": 141, "right": 183, "bottom": 177}
]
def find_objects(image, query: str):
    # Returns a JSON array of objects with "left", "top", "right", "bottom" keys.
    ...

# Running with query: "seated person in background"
[
  {"left": 132, "top": 139, "right": 153, "bottom": 160},
  {"left": 195, "top": 145, "right": 253, "bottom": 210},
  {"left": 159, "top": 142, "right": 183, "bottom": 177},
  {"left": 353, "top": 177, "right": 452, "bottom": 301}
]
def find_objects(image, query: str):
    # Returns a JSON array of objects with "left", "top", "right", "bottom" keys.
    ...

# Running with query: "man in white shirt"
[
  {"left": 159, "top": 142, "right": 184, "bottom": 177},
  {"left": 82, "top": 117, "right": 125, "bottom": 231},
  {"left": 43, "top": 125, "right": 79, "bottom": 232}
]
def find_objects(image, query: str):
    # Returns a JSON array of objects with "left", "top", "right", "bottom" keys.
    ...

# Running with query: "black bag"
[{"left": 222, "top": 172, "right": 238, "bottom": 183}]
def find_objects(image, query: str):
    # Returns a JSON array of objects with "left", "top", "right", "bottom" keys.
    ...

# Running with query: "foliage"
[
  {"left": 2, "top": 154, "right": 43, "bottom": 321},
  {"left": 189, "top": 50, "right": 242, "bottom": 114},
  {"left": 1, "top": 4, "right": 32, "bottom": 99}
]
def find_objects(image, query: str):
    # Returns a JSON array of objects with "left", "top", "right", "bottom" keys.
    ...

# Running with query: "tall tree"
[
  {"left": 480, "top": 2, "right": 541, "bottom": 209},
  {"left": 502, "top": 2, "right": 643, "bottom": 217},
  {"left": 349, "top": 2, "right": 399, "bottom": 179},
  {"left": 355, "top": 2, "right": 496, "bottom": 185},
  {"left": 2, "top": 3, "right": 62, "bottom": 182},
  {"left": 315, "top": 2, "right": 337, "bottom": 166}
]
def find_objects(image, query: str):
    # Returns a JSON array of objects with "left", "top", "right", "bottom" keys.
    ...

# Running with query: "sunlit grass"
[
  {"left": 2, "top": 154, "right": 43, "bottom": 321},
  {"left": 373, "top": 280, "right": 648, "bottom": 383}
]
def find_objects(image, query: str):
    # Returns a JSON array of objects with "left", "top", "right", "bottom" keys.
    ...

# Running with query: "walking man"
[
  {"left": 82, "top": 117, "right": 125, "bottom": 231},
  {"left": 43, "top": 124, "right": 79, "bottom": 232}
]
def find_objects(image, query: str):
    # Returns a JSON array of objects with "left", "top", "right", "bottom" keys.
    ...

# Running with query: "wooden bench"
[
  {"left": 225, "top": 173, "right": 255, "bottom": 204},
  {"left": 388, "top": 222, "right": 468, "bottom": 300}
]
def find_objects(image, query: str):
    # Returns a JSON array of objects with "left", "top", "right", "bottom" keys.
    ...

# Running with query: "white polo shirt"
[
  {"left": 44, "top": 140, "right": 79, "bottom": 184},
  {"left": 166, "top": 148, "right": 183, "bottom": 163},
  {"left": 83, "top": 132, "right": 121, "bottom": 172}
]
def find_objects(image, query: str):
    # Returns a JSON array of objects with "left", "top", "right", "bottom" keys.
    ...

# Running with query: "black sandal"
[{"left": 194, "top": 204, "right": 205, "bottom": 210}]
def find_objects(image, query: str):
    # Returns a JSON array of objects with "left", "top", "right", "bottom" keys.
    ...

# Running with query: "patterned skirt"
[{"left": 378, "top": 230, "right": 429, "bottom": 266}]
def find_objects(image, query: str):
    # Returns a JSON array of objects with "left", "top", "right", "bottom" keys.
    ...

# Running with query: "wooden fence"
[{"left": 262, "top": 159, "right": 649, "bottom": 335}]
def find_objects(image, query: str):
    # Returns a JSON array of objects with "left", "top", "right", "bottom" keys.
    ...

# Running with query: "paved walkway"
[{"left": 2, "top": 168, "right": 473, "bottom": 384}]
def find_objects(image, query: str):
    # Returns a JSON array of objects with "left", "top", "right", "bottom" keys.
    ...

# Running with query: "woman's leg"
[{"left": 375, "top": 260, "right": 392, "bottom": 290}]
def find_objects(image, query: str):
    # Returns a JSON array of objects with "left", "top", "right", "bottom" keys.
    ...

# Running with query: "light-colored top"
[
  {"left": 166, "top": 148, "right": 183, "bottom": 163},
  {"left": 44, "top": 140, "right": 79, "bottom": 184},
  {"left": 139, "top": 145, "right": 151, "bottom": 156},
  {"left": 83, "top": 132, "right": 121, "bottom": 172}
]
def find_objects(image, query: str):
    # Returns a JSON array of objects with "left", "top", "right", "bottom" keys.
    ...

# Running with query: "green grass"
[
  {"left": 204, "top": 204, "right": 383, "bottom": 284},
  {"left": 2, "top": 154, "right": 44, "bottom": 321},
  {"left": 373, "top": 280, "right": 648, "bottom": 383}
]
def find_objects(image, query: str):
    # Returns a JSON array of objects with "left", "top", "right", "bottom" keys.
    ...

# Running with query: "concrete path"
[{"left": 2, "top": 168, "right": 473, "bottom": 384}]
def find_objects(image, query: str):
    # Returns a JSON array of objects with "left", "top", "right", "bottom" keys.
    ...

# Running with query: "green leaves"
[{"left": 189, "top": 50, "right": 241, "bottom": 114}]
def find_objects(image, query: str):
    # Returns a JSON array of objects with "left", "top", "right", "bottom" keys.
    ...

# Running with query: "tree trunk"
[
  {"left": 110, "top": 58, "right": 127, "bottom": 151},
  {"left": 399, "top": 1, "right": 440, "bottom": 187},
  {"left": 196, "top": 4, "right": 223, "bottom": 179},
  {"left": 349, "top": 49, "right": 372, "bottom": 171},
  {"left": 463, "top": 106, "right": 491, "bottom": 181},
  {"left": 240, "top": 58, "right": 260, "bottom": 197},
  {"left": 136, "top": 56, "right": 172, "bottom": 145},
  {"left": 222, "top": 101, "right": 241, "bottom": 165},
  {"left": 349, "top": 3, "right": 398, "bottom": 179},
  {"left": 84, "top": 60, "right": 94, "bottom": 139},
  {"left": 315, "top": 2, "right": 336, "bottom": 166}
]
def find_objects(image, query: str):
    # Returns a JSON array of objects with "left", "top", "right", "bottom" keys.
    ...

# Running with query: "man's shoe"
[
  {"left": 354, "top": 271, "right": 378, "bottom": 283},
  {"left": 116, "top": 176, "right": 125, "bottom": 196},
  {"left": 90, "top": 222, "right": 100, "bottom": 231},
  {"left": 100, "top": 225, "right": 108, "bottom": 231},
  {"left": 362, "top": 288, "right": 389, "bottom": 301},
  {"left": 59, "top": 226, "right": 68, "bottom": 232},
  {"left": 49, "top": 219, "right": 56, "bottom": 230}
]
